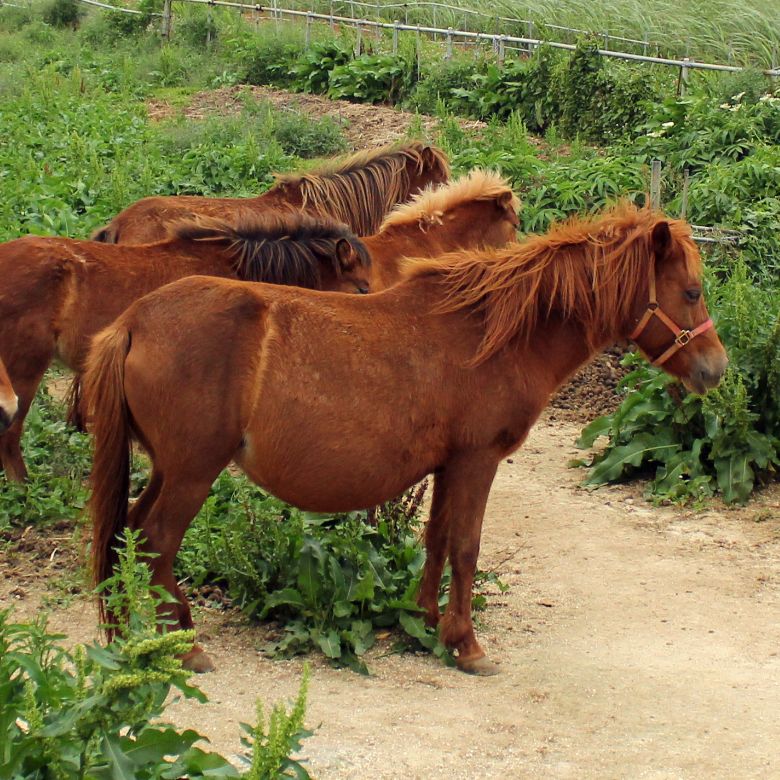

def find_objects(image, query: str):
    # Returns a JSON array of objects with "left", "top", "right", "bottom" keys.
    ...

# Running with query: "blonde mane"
[
  {"left": 271, "top": 142, "right": 450, "bottom": 236},
  {"left": 379, "top": 170, "right": 520, "bottom": 231},
  {"left": 404, "top": 202, "right": 701, "bottom": 363}
]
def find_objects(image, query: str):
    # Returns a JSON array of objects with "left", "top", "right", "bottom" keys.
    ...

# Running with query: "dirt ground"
[
  {"left": 146, "top": 84, "right": 487, "bottom": 150},
  {"left": 3, "top": 412, "right": 778, "bottom": 779}
]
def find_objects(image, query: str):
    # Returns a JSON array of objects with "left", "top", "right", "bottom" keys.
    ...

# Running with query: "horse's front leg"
[{"left": 427, "top": 454, "right": 500, "bottom": 675}]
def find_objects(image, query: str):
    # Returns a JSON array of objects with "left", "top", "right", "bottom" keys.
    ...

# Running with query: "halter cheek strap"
[{"left": 629, "top": 272, "right": 714, "bottom": 367}]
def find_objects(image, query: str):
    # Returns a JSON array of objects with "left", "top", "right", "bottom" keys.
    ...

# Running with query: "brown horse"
[
  {"left": 0, "top": 357, "right": 18, "bottom": 435},
  {"left": 364, "top": 169, "right": 520, "bottom": 291},
  {"left": 0, "top": 213, "right": 370, "bottom": 482},
  {"left": 91, "top": 142, "right": 450, "bottom": 244},
  {"left": 86, "top": 203, "right": 727, "bottom": 675}
]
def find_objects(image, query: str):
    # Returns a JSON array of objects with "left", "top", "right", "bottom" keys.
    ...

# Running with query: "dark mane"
[
  {"left": 171, "top": 211, "right": 370, "bottom": 289},
  {"left": 272, "top": 142, "right": 450, "bottom": 236},
  {"left": 404, "top": 202, "right": 701, "bottom": 363}
]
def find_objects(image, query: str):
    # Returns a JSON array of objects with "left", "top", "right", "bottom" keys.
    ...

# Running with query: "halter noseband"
[{"left": 629, "top": 271, "right": 713, "bottom": 367}]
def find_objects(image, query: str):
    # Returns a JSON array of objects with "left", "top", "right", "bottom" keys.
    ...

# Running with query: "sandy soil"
[{"left": 3, "top": 414, "right": 778, "bottom": 779}]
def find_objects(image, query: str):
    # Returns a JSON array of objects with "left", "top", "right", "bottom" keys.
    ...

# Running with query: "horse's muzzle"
[{"left": 683, "top": 354, "right": 728, "bottom": 395}]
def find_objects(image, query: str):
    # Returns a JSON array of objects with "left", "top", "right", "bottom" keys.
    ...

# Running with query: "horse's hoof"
[
  {"left": 180, "top": 647, "right": 216, "bottom": 673},
  {"left": 457, "top": 655, "right": 500, "bottom": 676}
]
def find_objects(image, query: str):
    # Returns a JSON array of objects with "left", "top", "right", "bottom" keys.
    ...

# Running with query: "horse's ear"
[
  {"left": 497, "top": 191, "right": 520, "bottom": 226},
  {"left": 335, "top": 238, "right": 358, "bottom": 273},
  {"left": 651, "top": 221, "right": 672, "bottom": 264}
]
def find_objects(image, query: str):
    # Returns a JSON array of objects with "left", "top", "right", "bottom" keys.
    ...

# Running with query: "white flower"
[
  {"left": 661, "top": 121, "right": 675, "bottom": 128},
  {"left": 731, "top": 91, "right": 746, "bottom": 101},
  {"left": 646, "top": 130, "right": 663, "bottom": 137}
]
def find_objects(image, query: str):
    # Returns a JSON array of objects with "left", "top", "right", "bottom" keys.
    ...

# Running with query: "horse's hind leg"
[
  {"left": 128, "top": 456, "right": 235, "bottom": 673},
  {"left": 0, "top": 357, "right": 51, "bottom": 483},
  {"left": 435, "top": 455, "right": 499, "bottom": 676}
]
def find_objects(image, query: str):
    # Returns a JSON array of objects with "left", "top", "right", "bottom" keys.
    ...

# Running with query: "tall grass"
[{"left": 278, "top": 0, "right": 780, "bottom": 67}]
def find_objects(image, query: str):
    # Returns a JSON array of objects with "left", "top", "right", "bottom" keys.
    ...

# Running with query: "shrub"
[
  {"left": 177, "top": 7, "right": 218, "bottom": 48},
  {"left": 2, "top": 529, "right": 315, "bottom": 778},
  {"left": 271, "top": 111, "right": 347, "bottom": 158},
  {"left": 290, "top": 39, "right": 352, "bottom": 94},
  {"left": 328, "top": 54, "right": 414, "bottom": 104},
  {"left": 42, "top": 0, "right": 84, "bottom": 29},
  {"left": 409, "top": 55, "right": 486, "bottom": 115}
]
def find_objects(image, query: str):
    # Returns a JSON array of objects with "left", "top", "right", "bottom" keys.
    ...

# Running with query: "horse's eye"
[{"left": 685, "top": 288, "right": 701, "bottom": 303}]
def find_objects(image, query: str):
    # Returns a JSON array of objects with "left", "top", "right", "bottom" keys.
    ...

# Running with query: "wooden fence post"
[
  {"left": 650, "top": 159, "right": 662, "bottom": 210},
  {"left": 679, "top": 169, "right": 690, "bottom": 220},
  {"left": 161, "top": 0, "right": 172, "bottom": 40}
]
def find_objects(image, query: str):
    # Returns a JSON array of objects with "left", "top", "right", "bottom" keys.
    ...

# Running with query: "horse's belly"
[{"left": 234, "top": 430, "right": 435, "bottom": 513}]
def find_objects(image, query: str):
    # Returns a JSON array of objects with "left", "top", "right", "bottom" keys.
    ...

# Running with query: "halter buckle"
[{"left": 674, "top": 330, "right": 692, "bottom": 346}]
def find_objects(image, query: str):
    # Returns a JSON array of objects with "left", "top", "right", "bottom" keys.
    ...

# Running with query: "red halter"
[{"left": 629, "top": 272, "right": 714, "bottom": 367}]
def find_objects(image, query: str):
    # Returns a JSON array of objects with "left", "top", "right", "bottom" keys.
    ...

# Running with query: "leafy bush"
[
  {"left": 328, "top": 53, "right": 414, "bottom": 104},
  {"left": 177, "top": 474, "right": 452, "bottom": 673},
  {"left": 290, "top": 39, "right": 352, "bottom": 94},
  {"left": 2, "top": 530, "right": 315, "bottom": 779},
  {"left": 271, "top": 111, "right": 347, "bottom": 158},
  {"left": 410, "top": 54, "right": 488, "bottom": 115},
  {"left": 42, "top": 0, "right": 84, "bottom": 29},
  {"left": 177, "top": 7, "right": 218, "bottom": 48},
  {"left": 1, "top": 530, "right": 235, "bottom": 779},
  {"left": 577, "top": 261, "right": 780, "bottom": 504},
  {"left": 227, "top": 30, "right": 302, "bottom": 88}
]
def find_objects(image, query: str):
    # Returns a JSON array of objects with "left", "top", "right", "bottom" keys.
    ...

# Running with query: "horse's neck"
[
  {"left": 366, "top": 226, "right": 446, "bottom": 290},
  {"left": 157, "top": 240, "right": 237, "bottom": 274},
  {"left": 253, "top": 185, "right": 303, "bottom": 208}
]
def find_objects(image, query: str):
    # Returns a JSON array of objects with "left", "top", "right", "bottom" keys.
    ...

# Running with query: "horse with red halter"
[
  {"left": 91, "top": 142, "right": 450, "bottom": 244},
  {"left": 0, "top": 214, "right": 370, "bottom": 483},
  {"left": 86, "top": 203, "right": 727, "bottom": 674},
  {"left": 0, "top": 357, "right": 18, "bottom": 436}
]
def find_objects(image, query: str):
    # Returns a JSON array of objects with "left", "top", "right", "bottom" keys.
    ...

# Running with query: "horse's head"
[
  {"left": 406, "top": 145, "right": 450, "bottom": 195},
  {"left": 325, "top": 237, "right": 371, "bottom": 295},
  {"left": 630, "top": 220, "right": 727, "bottom": 394}
]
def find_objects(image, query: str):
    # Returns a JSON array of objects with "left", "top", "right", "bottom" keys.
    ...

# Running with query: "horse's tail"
[
  {"left": 84, "top": 324, "right": 132, "bottom": 629},
  {"left": 64, "top": 376, "right": 86, "bottom": 432},
  {"left": 90, "top": 222, "right": 118, "bottom": 243}
]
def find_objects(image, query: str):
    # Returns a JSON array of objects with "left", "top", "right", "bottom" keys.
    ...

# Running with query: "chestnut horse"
[
  {"left": 364, "top": 169, "right": 520, "bottom": 291},
  {"left": 0, "top": 358, "right": 18, "bottom": 436},
  {"left": 91, "top": 142, "right": 450, "bottom": 244},
  {"left": 0, "top": 214, "right": 370, "bottom": 482},
  {"left": 86, "top": 203, "right": 727, "bottom": 675}
]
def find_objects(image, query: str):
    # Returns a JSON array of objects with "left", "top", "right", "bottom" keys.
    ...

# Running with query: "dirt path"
[{"left": 2, "top": 415, "right": 779, "bottom": 779}]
